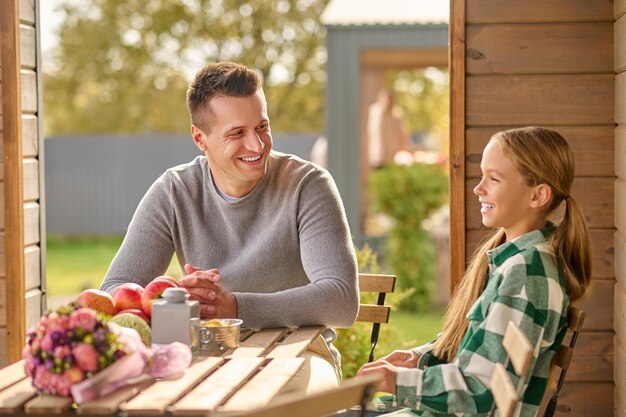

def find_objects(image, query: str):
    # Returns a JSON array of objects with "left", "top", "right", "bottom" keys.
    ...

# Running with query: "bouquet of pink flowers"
[{"left": 23, "top": 304, "right": 192, "bottom": 403}]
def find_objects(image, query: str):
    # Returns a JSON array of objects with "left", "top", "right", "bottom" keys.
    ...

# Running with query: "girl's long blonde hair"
[{"left": 432, "top": 127, "right": 592, "bottom": 362}]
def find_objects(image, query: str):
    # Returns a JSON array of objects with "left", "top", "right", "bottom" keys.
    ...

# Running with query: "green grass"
[
  {"left": 46, "top": 235, "right": 180, "bottom": 296},
  {"left": 46, "top": 235, "right": 124, "bottom": 295},
  {"left": 387, "top": 309, "right": 445, "bottom": 348}
]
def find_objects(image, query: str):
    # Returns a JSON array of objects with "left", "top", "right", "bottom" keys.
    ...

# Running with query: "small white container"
[{"left": 151, "top": 287, "right": 200, "bottom": 353}]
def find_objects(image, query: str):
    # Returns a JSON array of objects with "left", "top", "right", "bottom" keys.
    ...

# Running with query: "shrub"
[{"left": 369, "top": 163, "right": 448, "bottom": 311}]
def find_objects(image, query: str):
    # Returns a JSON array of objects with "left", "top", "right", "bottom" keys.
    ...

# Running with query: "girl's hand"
[
  {"left": 357, "top": 360, "right": 398, "bottom": 395},
  {"left": 379, "top": 349, "right": 419, "bottom": 368}
]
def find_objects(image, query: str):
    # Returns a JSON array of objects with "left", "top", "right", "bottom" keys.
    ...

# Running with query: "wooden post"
[
  {"left": 449, "top": 0, "right": 466, "bottom": 291},
  {"left": 1, "top": 0, "right": 27, "bottom": 363}
]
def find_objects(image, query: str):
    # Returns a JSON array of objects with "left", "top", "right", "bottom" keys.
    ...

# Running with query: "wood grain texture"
[
  {"left": 123, "top": 356, "right": 226, "bottom": 414},
  {"left": 573, "top": 280, "right": 614, "bottom": 331},
  {"left": 617, "top": 0, "right": 626, "bottom": 20},
  {"left": 24, "top": 244, "right": 40, "bottom": 291},
  {"left": 618, "top": 179, "right": 626, "bottom": 233},
  {"left": 0, "top": 117, "right": 38, "bottom": 156},
  {"left": 358, "top": 273, "right": 396, "bottom": 292},
  {"left": 618, "top": 72, "right": 626, "bottom": 124},
  {"left": 617, "top": 230, "right": 626, "bottom": 289},
  {"left": 24, "top": 202, "right": 39, "bottom": 246},
  {"left": 466, "top": 74, "right": 614, "bottom": 126},
  {"left": 615, "top": 338, "right": 626, "bottom": 417},
  {"left": 617, "top": 126, "right": 626, "bottom": 179},
  {"left": 615, "top": 284, "right": 626, "bottom": 350},
  {"left": 617, "top": 16, "right": 626, "bottom": 72},
  {"left": 24, "top": 288, "right": 40, "bottom": 333},
  {"left": 168, "top": 357, "right": 260, "bottom": 415},
  {"left": 467, "top": 23, "right": 613, "bottom": 75},
  {"left": 20, "top": 70, "right": 36, "bottom": 113},
  {"left": 465, "top": 126, "right": 615, "bottom": 178},
  {"left": 18, "top": 0, "right": 34, "bottom": 24},
  {"left": 449, "top": 0, "right": 466, "bottom": 290},
  {"left": 466, "top": 0, "right": 614, "bottom": 24},
  {"left": 266, "top": 326, "right": 325, "bottom": 358},
  {"left": 0, "top": 279, "right": 6, "bottom": 327},
  {"left": 1, "top": 0, "right": 26, "bottom": 364},
  {"left": 361, "top": 48, "right": 448, "bottom": 69},
  {"left": 356, "top": 304, "right": 391, "bottom": 324},
  {"left": 19, "top": 25, "right": 35, "bottom": 69},
  {"left": 23, "top": 158, "right": 38, "bottom": 201},
  {"left": 541, "top": 382, "right": 614, "bottom": 417},
  {"left": 220, "top": 358, "right": 304, "bottom": 412},
  {"left": 465, "top": 178, "right": 614, "bottom": 229}
]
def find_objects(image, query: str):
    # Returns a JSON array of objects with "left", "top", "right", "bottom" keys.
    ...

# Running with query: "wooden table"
[{"left": 0, "top": 326, "right": 326, "bottom": 416}]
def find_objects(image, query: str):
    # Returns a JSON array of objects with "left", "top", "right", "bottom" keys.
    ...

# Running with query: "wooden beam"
[
  {"left": 0, "top": 0, "right": 26, "bottom": 363},
  {"left": 449, "top": 0, "right": 466, "bottom": 291},
  {"left": 361, "top": 48, "right": 448, "bottom": 69}
]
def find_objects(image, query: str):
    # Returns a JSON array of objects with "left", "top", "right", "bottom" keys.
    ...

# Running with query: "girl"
[{"left": 350, "top": 127, "right": 592, "bottom": 417}]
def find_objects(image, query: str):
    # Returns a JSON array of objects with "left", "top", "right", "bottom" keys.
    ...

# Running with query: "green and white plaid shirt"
[{"left": 376, "top": 226, "right": 569, "bottom": 417}]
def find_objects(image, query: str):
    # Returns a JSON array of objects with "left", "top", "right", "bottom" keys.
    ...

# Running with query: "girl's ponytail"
[{"left": 550, "top": 196, "right": 592, "bottom": 302}]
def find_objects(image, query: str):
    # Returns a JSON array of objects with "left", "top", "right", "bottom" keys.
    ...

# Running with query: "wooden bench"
[{"left": 356, "top": 273, "right": 397, "bottom": 363}]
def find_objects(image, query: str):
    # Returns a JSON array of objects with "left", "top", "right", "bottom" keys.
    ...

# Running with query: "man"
[{"left": 100, "top": 62, "right": 359, "bottom": 390}]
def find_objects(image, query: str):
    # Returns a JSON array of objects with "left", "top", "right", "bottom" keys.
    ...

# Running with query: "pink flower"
[
  {"left": 33, "top": 365, "right": 50, "bottom": 392},
  {"left": 42, "top": 312, "right": 66, "bottom": 333},
  {"left": 69, "top": 308, "right": 97, "bottom": 332},
  {"left": 40, "top": 334, "right": 54, "bottom": 352},
  {"left": 72, "top": 343, "right": 99, "bottom": 372},
  {"left": 55, "top": 371, "right": 74, "bottom": 396},
  {"left": 53, "top": 345, "right": 71, "bottom": 359}
]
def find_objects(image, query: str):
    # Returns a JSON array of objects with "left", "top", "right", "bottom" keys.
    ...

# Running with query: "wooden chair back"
[
  {"left": 356, "top": 273, "right": 396, "bottom": 362},
  {"left": 489, "top": 321, "right": 534, "bottom": 417},
  {"left": 226, "top": 374, "right": 381, "bottom": 417},
  {"left": 542, "top": 305, "right": 585, "bottom": 417}
]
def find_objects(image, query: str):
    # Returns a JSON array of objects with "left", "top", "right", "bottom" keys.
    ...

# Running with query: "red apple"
[
  {"left": 153, "top": 275, "right": 180, "bottom": 287},
  {"left": 141, "top": 278, "right": 178, "bottom": 316},
  {"left": 115, "top": 308, "right": 151, "bottom": 325},
  {"left": 75, "top": 289, "right": 116, "bottom": 316},
  {"left": 112, "top": 283, "right": 144, "bottom": 313}
]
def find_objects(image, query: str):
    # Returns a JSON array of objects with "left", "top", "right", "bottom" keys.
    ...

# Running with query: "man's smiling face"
[{"left": 192, "top": 90, "right": 272, "bottom": 198}]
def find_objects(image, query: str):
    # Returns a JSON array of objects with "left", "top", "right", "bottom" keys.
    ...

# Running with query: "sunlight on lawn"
[{"left": 46, "top": 235, "right": 181, "bottom": 297}]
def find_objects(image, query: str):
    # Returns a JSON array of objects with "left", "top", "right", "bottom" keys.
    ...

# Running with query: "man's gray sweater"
[{"left": 101, "top": 152, "right": 359, "bottom": 330}]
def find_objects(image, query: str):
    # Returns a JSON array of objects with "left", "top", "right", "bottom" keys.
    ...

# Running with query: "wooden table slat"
[
  {"left": 0, "top": 378, "right": 37, "bottom": 414},
  {"left": 228, "top": 329, "right": 288, "bottom": 358},
  {"left": 76, "top": 376, "right": 154, "bottom": 415},
  {"left": 25, "top": 394, "right": 74, "bottom": 415},
  {"left": 0, "top": 359, "right": 28, "bottom": 391},
  {"left": 220, "top": 358, "right": 305, "bottom": 412},
  {"left": 121, "top": 356, "right": 224, "bottom": 415},
  {"left": 265, "top": 326, "right": 325, "bottom": 358},
  {"left": 171, "top": 357, "right": 265, "bottom": 416}
]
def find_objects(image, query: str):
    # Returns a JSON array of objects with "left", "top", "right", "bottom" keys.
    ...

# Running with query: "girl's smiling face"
[{"left": 473, "top": 140, "right": 546, "bottom": 241}]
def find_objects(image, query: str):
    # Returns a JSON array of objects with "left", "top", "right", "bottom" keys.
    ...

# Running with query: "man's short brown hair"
[{"left": 186, "top": 62, "right": 262, "bottom": 132}]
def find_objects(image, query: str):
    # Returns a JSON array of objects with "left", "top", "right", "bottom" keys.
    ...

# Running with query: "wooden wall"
[
  {"left": 451, "top": 1, "right": 616, "bottom": 415},
  {"left": 0, "top": 0, "right": 44, "bottom": 365},
  {"left": 615, "top": 1, "right": 626, "bottom": 416}
]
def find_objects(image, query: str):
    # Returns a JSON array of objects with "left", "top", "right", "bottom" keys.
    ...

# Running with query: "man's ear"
[
  {"left": 530, "top": 183, "right": 552, "bottom": 209},
  {"left": 191, "top": 125, "right": 206, "bottom": 152}
]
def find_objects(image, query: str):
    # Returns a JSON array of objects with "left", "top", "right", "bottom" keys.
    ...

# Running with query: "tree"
[
  {"left": 44, "top": 0, "right": 329, "bottom": 135},
  {"left": 386, "top": 68, "right": 450, "bottom": 152}
]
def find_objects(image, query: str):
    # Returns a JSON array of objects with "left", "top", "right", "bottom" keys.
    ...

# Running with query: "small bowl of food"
[{"left": 197, "top": 318, "right": 243, "bottom": 354}]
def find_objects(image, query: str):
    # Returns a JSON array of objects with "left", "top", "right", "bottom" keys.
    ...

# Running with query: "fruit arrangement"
[{"left": 73, "top": 276, "right": 181, "bottom": 346}]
